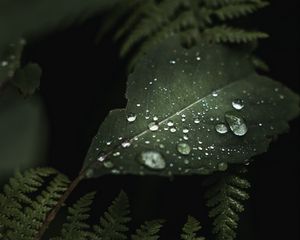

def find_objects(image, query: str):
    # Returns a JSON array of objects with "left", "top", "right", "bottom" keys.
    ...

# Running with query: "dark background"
[{"left": 23, "top": 1, "right": 299, "bottom": 239}]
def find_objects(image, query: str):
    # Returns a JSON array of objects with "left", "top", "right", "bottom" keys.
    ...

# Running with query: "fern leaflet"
[
  {"left": 131, "top": 219, "right": 164, "bottom": 240},
  {"left": 181, "top": 216, "right": 205, "bottom": 240}
]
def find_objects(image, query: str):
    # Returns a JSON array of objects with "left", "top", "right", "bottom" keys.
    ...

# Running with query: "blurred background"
[{"left": 0, "top": 1, "right": 299, "bottom": 239}]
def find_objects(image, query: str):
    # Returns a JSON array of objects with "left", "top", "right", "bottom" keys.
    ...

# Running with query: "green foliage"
[
  {"left": 0, "top": 0, "right": 121, "bottom": 48},
  {"left": 84, "top": 36, "right": 299, "bottom": 178},
  {"left": 181, "top": 216, "right": 205, "bottom": 240},
  {"left": 92, "top": 191, "right": 131, "bottom": 240},
  {"left": 0, "top": 168, "right": 70, "bottom": 240},
  {"left": 204, "top": 167, "right": 251, "bottom": 240},
  {"left": 97, "top": 0, "right": 269, "bottom": 69},
  {"left": 132, "top": 220, "right": 165, "bottom": 240},
  {"left": 51, "top": 192, "right": 96, "bottom": 240},
  {"left": 12, "top": 63, "right": 42, "bottom": 96}
]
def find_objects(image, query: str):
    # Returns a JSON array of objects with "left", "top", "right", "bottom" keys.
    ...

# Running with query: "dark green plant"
[{"left": 0, "top": 0, "right": 299, "bottom": 240}]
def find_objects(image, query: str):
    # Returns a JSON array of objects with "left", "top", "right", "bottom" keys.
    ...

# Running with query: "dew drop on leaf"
[
  {"left": 121, "top": 140, "right": 131, "bottom": 148},
  {"left": 194, "top": 118, "right": 200, "bottom": 124},
  {"left": 113, "top": 152, "right": 120, "bottom": 157},
  {"left": 170, "top": 127, "right": 177, "bottom": 133},
  {"left": 225, "top": 113, "right": 248, "bottom": 136},
  {"left": 127, "top": 113, "right": 137, "bottom": 123},
  {"left": 177, "top": 143, "right": 191, "bottom": 155},
  {"left": 215, "top": 123, "right": 228, "bottom": 134},
  {"left": 148, "top": 122, "right": 159, "bottom": 131},
  {"left": 167, "top": 120, "right": 174, "bottom": 127},
  {"left": 232, "top": 99, "right": 244, "bottom": 110},
  {"left": 138, "top": 151, "right": 166, "bottom": 170},
  {"left": 183, "top": 128, "right": 189, "bottom": 133},
  {"left": 97, "top": 154, "right": 106, "bottom": 162}
]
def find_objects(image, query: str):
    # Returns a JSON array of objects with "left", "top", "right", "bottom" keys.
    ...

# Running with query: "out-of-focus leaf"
[
  {"left": 83, "top": 37, "right": 299, "bottom": 178},
  {"left": 12, "top": 63, "right": 42, "bottom": 96},
  {"left": 0, "top": 0, "right": 121, "bottom": 47},
  {"left": 0, "top": 88, "right": 48, "bottom": 181}
]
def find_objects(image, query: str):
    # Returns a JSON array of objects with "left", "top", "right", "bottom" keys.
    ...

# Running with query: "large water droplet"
[
  {"left": 232, "top": 99, "right": 244, "bottom": 110},
  {"left": 97, "top": 153, "right": 106, "bottom": 162},
  {"left": 182, "top": 128, "right": 189, "bottom": 133},
  {"left": 177, "top": 143, "right": 191, "bottom": 155},
  {"left": 127, "top": 113, "right": 137, "bottom": 123},
  {"left": 225, "top": 113, "right": 248, "bottom": 136},
  {"left": 215, "top": 123, "right": 228, "bottom": 134},
  {"left": 138, "top": 151, "right": 166, "bottom": 170},
  {"left": 170, "top": 127, "right": 176, "bottom": 133},
  {"left": 148, "top": 122, "right": 159, "bottom": 131}
]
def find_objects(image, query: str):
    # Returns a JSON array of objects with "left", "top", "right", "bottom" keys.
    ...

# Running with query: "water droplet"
[
  {"left": 225, "top": 113, "right": 248, "bottom": 136},
  {"left": 196, "top": 56, "right": 201, "bottom": 61},
  {"left": 232, "top": 99, "right": 244, "bottom": 110},
  {"left": 194, "top": 118, "right": 200, "bottom": 124},
  {"left": 104, "top": 161, "right": 114, "bottom": 168},
  {"left": 170, "top": 127, "right": 177, "bottom": 133},
  {"left": 183, "top": 135, "right": 189, "bottom": 140},
  {"left": 106, "top": 141, "right": 112, "bottom": 146},
  {"left": 212, "top": 91, "right": 218, "bottom": 97},
  {"left": 121, "top": 140, "right": 131, "bottom": 148},
  {"left": 136, "top": 103, "right": 141, "bottom": 107},
  {"left": 183, "top": 128, "right": 189, "bottom": 133},
  {"left": 113, "top": 152, "right": 120, "bottom": 157},
  {"left": 97, "top": 154, "right": 106, "bottom": 162},
  {"left": 215, "top": 123, "right": 228, "bottom": 134},
  {"left": 218, "top": 162, "right": 228, "bottom": 171},
  {"left": 153, "top": 116, "right": 158, "bottom": 121},
  {"left": 138, "top": 151, "right": 166, "bottom": 170},
  {"left": 177, "top": 143, "right": 191, "bottom": 155},
  {"left": 148, "top": 122, "right": 159, "bottom": 131},
  {"left": 169, "top": 60, "right": 176, "bottom": 64},
  {"left": 167, "top": 120, "right": 174, "bottom": 127},
  {"left": 258, "top": 123, "right": 263, "bottom": 127},
  {"left": 127, "top": 113, "right": 137, "bottom": 123}
]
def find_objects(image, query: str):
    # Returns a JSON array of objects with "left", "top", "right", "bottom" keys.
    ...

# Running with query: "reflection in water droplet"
[
  {"left": 194, "top": 118, "right": 200, "bottom": 124},
  {"left": 225, "top": 113, "right": 248, "bottom": 136},
  {"left": 196, "top": 56, "right": 201, "bottom": 61},
  {"left": 127, "top": 113, "right": 137, "bottom": 123},
  {"left": 177, "top": 143, "right": 191, "bottom": 155},
  {"left": 148, "top": 122, "right": 159, "bottom": 131},
  {"left": 212, "top": 91, "right": 218, "bottom": 97},
  {"left": 215, "top": 123, "right": 228, "bottom": 134},
  {"left": 104, "top": 161, "right": 114, "bottom": 168},
  {"left": 232, "top": 99, "right": 244, "bottom": 110},
  {"left": 153, "top": 116, "right": 158, "bottom": 121},
  {"left": 167, "top": 120, "right": 174, "bottom": 127},
  {"left": 138, "top": 151, "right": 166, "bottom": 170},
  {"left": 106, "top": 141, "right": 112, "bottom": 146},
  {"left": 169, "top": 60, "right": 176, "bottom": 64},
  {"left": 218, "top": 162, "right": 228, "bottom": 171},
  {"left": 97, "top": 154, "right": 106, "bottom": 162}
]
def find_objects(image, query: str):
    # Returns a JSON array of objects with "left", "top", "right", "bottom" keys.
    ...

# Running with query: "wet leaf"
[{"left": 84, "top": 37, "right": 299, "bottom": 177}]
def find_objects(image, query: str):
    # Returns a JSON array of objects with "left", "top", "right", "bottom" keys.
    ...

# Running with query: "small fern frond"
[
  {"left": 92, "top": 191, "right": 131, "bottom": 240},
  {"left": 204, "top": 166, "right": 250, "bottom": 240},
  {"left": 52, "top": 192, "right": 96, "bottom": 240},
  {"left": 181, "top": 216, "right": 205, "bottom": 240},
  {"left": 131, "top": 219, "right": 164, "bottom": 240},
  {"left": 0, "top": 168, "right": 69, "bottom": 240},
  {"left": 213, "top": 2, "right": 269, "bottom": 21},
  {"left": 203, "top": 25, "right": 268, "bottom": 43}
]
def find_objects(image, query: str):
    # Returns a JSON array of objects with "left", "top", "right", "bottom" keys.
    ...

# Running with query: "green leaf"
[
  {"left": 12, "top": 63, "right": 42, "bottom": 96},
  {"left": 83, "top": 37, "right": 299, "bottom": 178},
  {"left": 181, "top": 216, "right": 205, "bottom": 240},
  {"left": 131, "top": 219, "right": 164, "bottom": 240},
  {"left": 0, "top": 0, "right": 121, "bottom": 47}
]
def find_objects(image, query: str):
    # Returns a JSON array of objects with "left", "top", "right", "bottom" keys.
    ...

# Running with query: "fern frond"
[
  {"left": 181, "top": 216, "right": 205, "bottom": 240},
  {"left": 203, "top": 25, "right": 268, "bottom": 43},
  {"left": 131, "top": 219, "right": 164, "bottom": 240},
  {"left": 52, "top": 192, "right": 96, "bottom": 240},
  {"left": 204, "top": 166, "right": 250, "bottom": 240},
  {"left": 92, "top": 191, "right": 131, "bottom": 240},
  {"left": 213, "top": 2, "right": 269, "bottom": 21},
  {"left": 0, "top": 168, "right": 69, "bottom": 240}
]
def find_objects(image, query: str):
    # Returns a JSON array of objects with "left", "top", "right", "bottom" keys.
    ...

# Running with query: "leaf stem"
[{"left": 35, "top": 169, "right": 86, "bottom": 240}]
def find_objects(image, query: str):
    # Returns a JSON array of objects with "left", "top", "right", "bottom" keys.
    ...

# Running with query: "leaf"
[
  {"left": 12, "top": 63, "right": 42, "bottom": 96},
  {"left": 131, "top": 219, "right": 165, "bottom": 240},
  {"left": 83, "top": 36, "right": 299, "bottom": 178},
  {"left": 0, "top": 0, "right": 121, "bottom": 47},
  {"left": 181, "top": 216, "right": 205, "bottom": 240}
]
